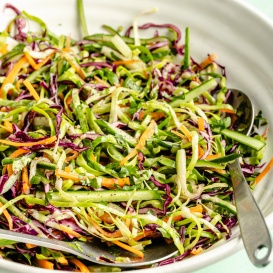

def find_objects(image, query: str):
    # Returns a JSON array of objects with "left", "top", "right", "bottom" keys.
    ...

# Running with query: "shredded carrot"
[
  {"left": 220, "top": 108, "right": 236, "bottom": 114},
  {"left": 0, "top": 43, "right": 8, "bottom": 55},
  {"left": 190, "top": 247, "right": 203, "bottom": 255},
  {"left": 35, "top": 259, "right": 54, "bottom": 270},
  {"left": 3, "top": 120, "right": 13, "bottom": 133},
  {"left": 120, "top": 120, "right": 156, "bottom": 166},
  {"left": 200, "top": 53, "right": 217, "bottom": 68},
  {"left": 86, "top": 214, "right": 122, "bottom": 238},
  {"left": 59, "top": 164, "right": 130, "bottom": 187},
  {"left": 98, "top": 212, "right": 114, "bottom": 224},
  {"left": 64, "top": 166, "right": 72, "bottom": 173},
  {"left": 59, "top": 224, "right": 82, "bottom": 238},
  {"left": 139, "top": 111, "right": 166, "bottom": 121},
  {"left": 23, "top": 78, "right": 40, "bottom": 101},
  {"left": 35, "top": 53, "right": 55, "bottom": 70},
  {"left": 256, "top": 157, "right": 273, "bottom": 184},
  {"left": 22, "top": 166, "right": 30, "bottom": 194},
  {"left": 198, "top": 118, "right": 205, "bottom": 132},
  {"left": 69, "top": 258, "right": 90, "bottom": 272},
  {"left": 66, "top": 150, "right": 79, "bottom": 162},
  {"left": 189, "top": 204, "right": 203, "bottom": 214},
  {"left": 55, "top": 169, "right": 90, "bottom": 181},
  {"left": 0, "top": 56, "right": 28, "bottom": 97},
  {"left": 125, "top": 218, "right": 131, "bottom": 229},
  {"left": 171, "top": 129, "right": 187, "bottom": 140},
  {"left": 0, "top": 202, "right": 13, "bottom": 230},
  {"left": 134, "top": 230, "right": 154, "bottom": 242},
  {"left": 64, "top": 53, "right": 85, "bottom": 80},
  {"left": 198, "top": 145, "right": 205, "bottom": 159},
  {"left": 101, "top": 177, "right": 130, "bottom": 189},
  {"left": 15, "top": 79, "right": 22, "bottom": 92},
  {"left": 205, "top": 153, "right": 222, "bottom": 160},
  {"left": 25, "top": 51, "right": 54, "bottom": 70},
  {"left": 25, "top": 243, "right": 36, "bottom": 249},
  {"left": 0, "top": 135, "right": 56, "bottom": 147},
  {"left": 113, "top": 59, "right": 140, "bottom": 66},
  {"left": 210, "top": 168, "right": 226, "bottom": 175},
  {"left": 7, "top": 148, "right": 30, "bottom": 176},
  {"left": 24, "top": 51, "right": 38, "bottom": 70},
  {"left": 43, "top": 152, "right": 52, "bottom": 161},
  {"left": 179, "top": 124, "right": 192, "bottom": 141},
  {"left": 2, "top": 165, "right": 7, "bottom": 175},
  {"left": 112, "top": 240, "right": 144, "bottom": 259},
  {"left": 163, "top": 214, "right": 183, "bottom": 223}
]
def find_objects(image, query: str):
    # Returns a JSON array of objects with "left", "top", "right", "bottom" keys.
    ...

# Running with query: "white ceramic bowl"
[{"left": 1, "top": 0, "right": 273, "bottom": 272}]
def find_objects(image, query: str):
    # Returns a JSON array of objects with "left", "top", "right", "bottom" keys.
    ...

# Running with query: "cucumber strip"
[
  {"left": 210, "top": 153, "right": 241, "bottom": 164},
  {"left": 47, "top": 189, "right": 160, "bottom": 204},
  {"left": 201, "top": 195, "right": 237, "bottom": 215},
  {"left": 221, "top": 129, "right": 266, "bottom": 151},
  {"left": 190, "top": 160, "right": 225, "bottom": 170},
  {"left": 95, "top": 119, "right": 137, "bottom": 146},
  {"left": 170, "top": 78, "right": 218, "bottom": 107}
]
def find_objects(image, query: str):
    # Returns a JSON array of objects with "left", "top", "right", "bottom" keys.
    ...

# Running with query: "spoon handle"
[{"left": 229, "top": 159, "right": 272, "bottom": 267}]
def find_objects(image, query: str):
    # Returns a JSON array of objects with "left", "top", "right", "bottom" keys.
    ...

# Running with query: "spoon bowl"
[{"left": 0, "top": 228, "right": 178, "bottom": 268}]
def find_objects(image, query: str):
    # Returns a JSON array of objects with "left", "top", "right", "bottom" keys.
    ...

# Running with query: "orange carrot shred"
[
  {"left": 113, "top": 60, "right": 140, "bottom": 66},
  {"left": 7, "top": 148, "right": 30, "bottom": 176},
  {"left": 0, "top": 44, "right": 8, "bottom": 55},
  {"left": 171, "top": 129, "right": 187, "bottom": 140},
  {"left": 120, "top": 120, "right": 156, "bottom": 166},
  {"left": 35, "top": 258, "right": 54, "bottom": 270},
  {"left": 59, "top": 224, "right": 82, "bottom": 238},
  {"left": 22, "top": 166, "right": 30, "bottom": 194},
  {"left": 200, "top": 53, "right": 217, "bottom": 68},
  {"left": 112, "top": 240, "right": 144, "bottom": 258},
  {"left": 0, "top": 56, "right": 28, "bottom": 97},
  {"left": 25, "top": 243, "right": 36, "bottom": 249},
  {"left": 69, "top": 258, "right": 90, "bottom": 272},
  {"left": 66, "top": 150, "right": 79, "bottom": 162},
  {"left": 220, "top": 108, "right": 236, "bottom": 114},
  {"left": 189, "top": 204, "right": 203, "bottom": 214},
  {"left": 134, "top": 230, "right": 154, "bottom": 242},
  {"left": 198, "top": 118, "right": 205, "bottom": 132},
  {"left": 23, "top": 78, "right": 40, "bottom": 101},
  {"left": 0, "top": 135, "right": 56, "bottom": 147},
  {"left": 24, "top": 51, "right": 38, "bottom": 70},
  {"left": 256, "top": 157, "right": 273, "bottom": 184},
  {"left": 179, "top": 124, "right": 192, "bottom": 141},
  {"left": 86, "top": 214, "right": 122, "bottom": 238},
  {"left": 0, "top": 202, "right": 13, "bottom": 230},
  {"left": 205, "top": 153, "right": 222, "bottom": 160},
  {"left": 34, "top": 53, "right": 55, "bottom": 70},
  {"left": 3, "top": 120, "right": 13, "bottom": 133}
]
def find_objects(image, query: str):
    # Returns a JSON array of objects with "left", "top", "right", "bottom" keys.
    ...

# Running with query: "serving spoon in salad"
[
  {"left": 226, "top": 89, "right": 272, "bottom": 267},
  {"left": 0, "top": 228, "right": 178, "bottom": 267}
]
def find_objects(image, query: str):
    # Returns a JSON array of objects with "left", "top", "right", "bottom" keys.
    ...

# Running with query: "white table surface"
[
  {"left": 194, "top": 0, "right": 273, "bottom": 272},
  {"left": 0, "top": 1, "right": 273, "bottom": 273}
]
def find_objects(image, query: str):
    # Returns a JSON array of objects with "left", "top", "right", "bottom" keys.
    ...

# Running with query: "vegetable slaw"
[{"left": 0, "top": 1, "right": 271, "bottom": 272}]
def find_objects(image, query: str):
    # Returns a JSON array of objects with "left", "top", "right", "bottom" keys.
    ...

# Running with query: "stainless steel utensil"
[
  {"left": 0, "top": 228, "right": 177, "bottom": 267},
  {"left": 227, "top": 89, "right": 272, "bottom": 267}
]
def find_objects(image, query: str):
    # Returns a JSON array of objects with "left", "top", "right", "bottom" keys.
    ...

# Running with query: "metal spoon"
[
  {"left": 0, "top": 228, "right": 177, "bottom": 267},
  {"left": 227, "top": 89, "right": 272, "bottom": 267}
]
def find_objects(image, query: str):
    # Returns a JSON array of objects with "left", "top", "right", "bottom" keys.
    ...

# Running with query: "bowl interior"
[{"left": 1, "top": 0, "right": 273, "bottom": 273}]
